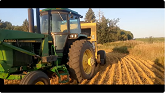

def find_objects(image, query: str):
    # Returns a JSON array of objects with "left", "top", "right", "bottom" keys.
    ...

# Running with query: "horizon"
[{"left": 0, "top": 8, "right": 164, "bottom": 38}]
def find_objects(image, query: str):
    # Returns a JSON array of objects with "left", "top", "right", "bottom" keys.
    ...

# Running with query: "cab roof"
[{"left": 41, "top": 8, "right": 82, "bottom": 17}]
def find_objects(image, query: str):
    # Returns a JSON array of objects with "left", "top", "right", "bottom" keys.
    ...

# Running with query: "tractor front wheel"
[
  {"left": 68, "top": 40, "right": 95, "bottom": 83},
  {"left": 19, "top": 71, "right": 50, "bottom": 85}
]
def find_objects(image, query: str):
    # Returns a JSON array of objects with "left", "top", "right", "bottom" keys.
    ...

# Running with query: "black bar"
[
  {"left": 0, "top": 85, "right": 164, "bottom": 92},
  {"left": 0, "top": 0, "right": 164, "bottom": 8}
]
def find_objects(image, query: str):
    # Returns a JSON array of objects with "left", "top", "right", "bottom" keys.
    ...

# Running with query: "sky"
[{"left": 0, "top": 8, "right": 164, "bottom": 38}]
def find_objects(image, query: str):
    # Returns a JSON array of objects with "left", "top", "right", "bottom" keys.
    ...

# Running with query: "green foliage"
[
  {"left": 22, "top": 19, "right": 29, "bottom": 32},
  {"left": 0, "top": 18, "right": 37, "bottom": 33},
  {"left": 96, "top": 13, "right": 134, "bottom": 44},
  {"left": 148, "top": 36, "right": 154, "bottom": 43},
  {"left": 154, "top": 56, "right": 164, "bottom": 68},
  {"left": 84, "top": 8, "right": 96, "bottom": 23},
  {"left": 0, "top": 19, "right": 13, "bottom": 30},
  {"left": 112, "top": 46, "right": 129, "bottom": 54},
  {"left": 103, "top": 40, "right": 139, "bottom": 49},
  {"left": 13, "top": 26, "right": 23, "bottom": 31}
]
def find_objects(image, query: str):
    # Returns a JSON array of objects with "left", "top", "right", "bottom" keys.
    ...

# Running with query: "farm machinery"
[{"left": 0, "top": 8, "right": 106, "bottom": 85}]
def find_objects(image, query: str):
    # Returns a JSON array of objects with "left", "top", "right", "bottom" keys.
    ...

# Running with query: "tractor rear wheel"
[
  {"left": 97, "top": 50, "right": 106, "bottom": 65},
  {"left": 68, "top": 40, "right": 95, "bottom": 83},
  {"left": 19, "top": 71, "right": 50, "bottom": 85}
]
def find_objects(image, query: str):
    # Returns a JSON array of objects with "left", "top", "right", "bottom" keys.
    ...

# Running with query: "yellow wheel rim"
[
  {"left": 82, "top": 49, "right": 94, "bottom": 74},
  {"left": 35, "top": 81, "right": 45, "bottom": 85}
]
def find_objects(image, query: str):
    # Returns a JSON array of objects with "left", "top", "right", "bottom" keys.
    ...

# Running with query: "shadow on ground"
[
  {"left": 94, "top": 46, "right": 129, "bottom": 76},
  {"left": 152, "top": 58, "right": 164, "bottom": 85}
]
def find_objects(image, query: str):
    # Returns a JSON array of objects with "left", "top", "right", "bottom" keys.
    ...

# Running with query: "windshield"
[
  {"left": 40, "top": 15, "right": 48, "bottom": 34},
  {"left": 51, "top": 13, "right": 68, "bottom": 33},
  {"left": 40, "top": 13, "right": 68, "bottom": 34}
]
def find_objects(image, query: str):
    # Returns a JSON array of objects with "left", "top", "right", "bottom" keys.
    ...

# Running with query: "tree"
[
  {"left": 84, "top": 8, "right": 96, "bottom": 23},
  {"left": 97, "top": 15, "right": 113, "bottom": 44},
  {"left": 0, "top": 20, "right": 6, "bottom": 29},
  {"left": 34, "top": 26, "right": 37, "bottom": 33},
  {"left": 125, "top": 31, "right": 133, "bottom": 40},
  {"left": 96, "top": 14, "right": 134, "bottom": 43},
  {"left": 22, "top": 19, "right": 29, "bottom": 32},
  {"left": 107, "top": 18, "right": 120, "bottom": 42},
  {"left": 96, "top": 9, "right": 104, "bottom": 22},
  {"left": 13, "top": 26, "right": 23, "bottom": 31},
  {"left": 5, "top": 21, "right": 14, "bottom": 30},
  {"left": 0, "top": 19, "right": 13, "bottom": 30}
]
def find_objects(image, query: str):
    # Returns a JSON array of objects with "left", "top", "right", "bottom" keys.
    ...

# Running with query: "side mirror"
[
  {"left": 75, "top": 16, "right": 83, "bottom": 19},
  {"left": 80, "top": 16, "right": 83, "bottom": 18}
]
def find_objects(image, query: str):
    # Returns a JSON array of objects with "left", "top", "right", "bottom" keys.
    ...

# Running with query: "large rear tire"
[
  {"left": 19, "top": 71, "right": 50, "bottom": 85},
  {"left": 68, "top": 40, "right": 96, "bottom": 83}
]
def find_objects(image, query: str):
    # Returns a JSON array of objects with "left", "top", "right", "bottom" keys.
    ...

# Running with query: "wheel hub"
[
  {"left": 82, "top": 49, "right": 94, "bottom": 74},
  {"left": 88, "top": 58, "right": 95, "bottom": 66},
  {"left": 35, "top": 81, "right": 45, "bottom": 85}
]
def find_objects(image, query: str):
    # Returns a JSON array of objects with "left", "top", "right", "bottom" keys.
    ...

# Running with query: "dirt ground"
[
  {"left": 80, "top": 52, "right": 164, "bottom": 85},
  {"left": 4, "top": 52, "right": 164, "bottom": 85}
]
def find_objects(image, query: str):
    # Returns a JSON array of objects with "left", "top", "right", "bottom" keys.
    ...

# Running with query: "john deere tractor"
[{"left": 0, "top": 8, "right": 106, "bottom": 85}]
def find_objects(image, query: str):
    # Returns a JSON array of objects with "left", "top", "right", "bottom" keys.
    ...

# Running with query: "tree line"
[
  {"left": 0, "top": 19, "right": 37, "bottom": 32},
  {"left": 0, "top": 8, "right": 134, "bottom": 44},
  {"left": 84, "top": 8, "right": 134, "bottom": 44}
]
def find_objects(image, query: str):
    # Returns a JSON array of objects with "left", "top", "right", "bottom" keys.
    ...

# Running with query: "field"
[
  {"left": 53, "top": 38, "right": 164, "bottom": 85},
  {"left": 4, "top": 38, "right": 164, "bottom": 85},
  {"left": 135, "top": 37, "right": 164, "bottom": 43},
  {"left": 80, "top": 53, "right": 164, "bottom": 85},
  {"left": 79, "top": 38, "right": 164, "bottom": 85}
]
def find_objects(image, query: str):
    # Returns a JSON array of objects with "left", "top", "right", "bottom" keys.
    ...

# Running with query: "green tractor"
[{"left": 0, "top": 8, "right": 106, "bottom": 85}]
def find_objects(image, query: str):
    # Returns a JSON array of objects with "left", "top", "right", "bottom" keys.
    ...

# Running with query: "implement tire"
[
  {"left": 97, "top": 50, "right": 106, "bottom": 65},
  {"left": 19, "top": 71, "right": 50, "bottom": 85},
  {"left": 68, "top": 40, "right": 96, "bottom": 83}
]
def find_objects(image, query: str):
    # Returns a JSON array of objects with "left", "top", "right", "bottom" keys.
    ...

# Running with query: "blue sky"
[{"left": 0, "top": 8, "right": 164, "bottom": 38}]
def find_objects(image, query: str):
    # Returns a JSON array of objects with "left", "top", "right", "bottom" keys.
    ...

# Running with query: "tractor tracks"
[
  {"left": 4, "top": 53, "right": 164, "bottom": 85},
  {"left": 80, "top": 53, "right": 164, "bottom": 85}
]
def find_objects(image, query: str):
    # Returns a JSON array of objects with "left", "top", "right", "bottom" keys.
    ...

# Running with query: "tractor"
[{"left": 0, "top": 8, "right": 106, "bottom": 85}]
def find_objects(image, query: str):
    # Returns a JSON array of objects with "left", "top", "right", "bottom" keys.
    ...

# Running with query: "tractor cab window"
[
  {"left": 69, "top": 15, "right": 81, "bottom": 34},
  {"left": 40, "top": 12, "right": 68, "bottom": 34},
  {"left": 51, "top": 12, "right": 68, "bottom": 50},
  {"left": 40, "top": 15, "right": 48, "bottom": 34},
  {"left": 51, "top": 13, "right": 68, "bottom": 33}
]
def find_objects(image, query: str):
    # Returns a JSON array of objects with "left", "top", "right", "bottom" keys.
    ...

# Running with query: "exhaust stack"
[
  {"left": 36, "top": 8, "right": 41, "bottom": 34},
  {"left": 28, "top": 8, "right": 34, "bottom": 33}
]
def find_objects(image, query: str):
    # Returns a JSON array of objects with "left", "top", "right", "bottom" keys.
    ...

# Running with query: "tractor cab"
[{"left": 39, "top": 8, "right": 83, "bottom": 50}]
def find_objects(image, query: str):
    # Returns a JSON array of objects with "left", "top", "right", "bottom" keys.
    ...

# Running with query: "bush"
[
  {"left": 154, "top": 56, "right": 164, "bottom": 68},
  {"left": 112, "top": 46, "right": 129, "bottom": 54},
  {"left": 148, "top": 36, "right": 154, "bottom": 43}
]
